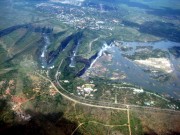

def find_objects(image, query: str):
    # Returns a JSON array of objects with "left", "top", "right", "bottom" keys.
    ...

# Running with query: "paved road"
[
  {"left": 36, "top": 72, "right": 128, "bottom": 111},
  {"left": 36, "top": 71, "right": 180, "bottom": 114},
  {"left": 35, "top": 58, "right": 180, "bottom": 113},
  {"left": 35, "top": 70, "right": 180, "bottom": 135}
]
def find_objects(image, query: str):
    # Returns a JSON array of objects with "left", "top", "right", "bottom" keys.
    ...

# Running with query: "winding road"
[{"left": 34, "top": 58, "right": 180, "bottom": 135}]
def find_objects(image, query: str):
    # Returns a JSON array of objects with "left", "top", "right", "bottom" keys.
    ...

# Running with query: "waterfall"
[
  {"left": 89, "top": 42, "right": 111, "bottom": 68},
  {"left": 69, "top": 41, "right": 80, "bottom": 67},
  {"left": 41, "top": 35, "right": 50, "bottom": 68}
]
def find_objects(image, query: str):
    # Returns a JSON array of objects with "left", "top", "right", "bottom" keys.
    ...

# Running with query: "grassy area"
[
  {"left": 0, "top": 45, "right": 7, "bottom": 63},
  {"left": 110, "top": 110, "right": 128, "bottom": 125},
  {"left": 130, "top": 111, "right": 143, "bottom": 135}
]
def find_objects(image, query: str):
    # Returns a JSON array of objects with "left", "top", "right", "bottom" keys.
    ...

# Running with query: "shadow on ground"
[{"left": 0, "top": 99, "right": 82, "bottom": 135}]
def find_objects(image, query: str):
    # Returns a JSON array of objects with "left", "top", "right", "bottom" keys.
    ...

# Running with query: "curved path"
[
  {"left": 71, "top": 121, "right": 128, "bottom": 135},
  {"left": 35, "top": 58, "right": 180, "bottom": 113},
  {"left": 36, "top": 71, "right": 128, "bottom": 110},
  {"left": 88, "top": 37, "right": 100, "bottom": 53}
]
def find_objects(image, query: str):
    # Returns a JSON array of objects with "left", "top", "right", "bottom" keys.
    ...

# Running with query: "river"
[{"left": 81, "top": 40, "right": 180, "bottom": 99}]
